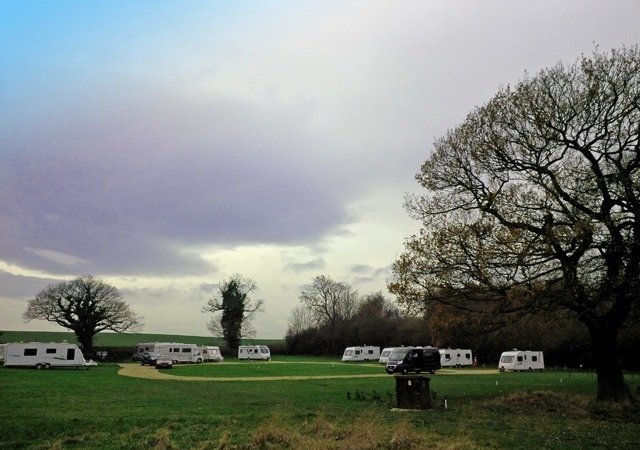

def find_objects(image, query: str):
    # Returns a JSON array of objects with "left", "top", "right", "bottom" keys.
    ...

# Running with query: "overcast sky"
[{"left": 2, "top": 1, "right": 639, "bottom": 339}]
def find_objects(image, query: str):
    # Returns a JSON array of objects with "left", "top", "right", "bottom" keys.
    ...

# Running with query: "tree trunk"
[
  {"left": 590, "top": 324, "right": 633, "bottom": 403},
  {"left": 75, "top": 330, "right": 95, "bottom": 357}
]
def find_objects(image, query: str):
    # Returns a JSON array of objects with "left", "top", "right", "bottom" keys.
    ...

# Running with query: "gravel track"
[{"left": 117, "top": 363, "right": 497, "bottom": 382}]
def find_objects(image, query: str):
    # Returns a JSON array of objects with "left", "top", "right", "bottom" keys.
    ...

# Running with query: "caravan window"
[
  {"left": 355, "top": 350, "right": 361, "bottom": 355},
  {"left": 46, "top": 348, "right": 56, "bottom": 354},
  {"left": 367, "top": 350, "right": 374, "bottom": 355},
  {"left": 181, "top": 348, "right": 191, "bottom": 353},
  {"left": 532, "top": 356, "right": 538, "bottom": 362},
  {"left": 517, "top": 356, "right": 523, "bottom": 362},
  {"left": 445, "top": 353, "right": 451, "bottom": 359},
  {"left": 500, "top": 355, "right": 514, "bottom": 363},
  {"left": 24, "top": 348, "right": 37, "bottom": 356},
  {"left": 465, "top": 353, "right": 471, "bottom": 359}
]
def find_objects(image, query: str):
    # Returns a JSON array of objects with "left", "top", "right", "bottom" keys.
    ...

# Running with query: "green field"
[
  {"left": 0, "top": 330, "right": 281, "bottom": 348},
  {"left": 1, "top": 358, "right": 639, "bottom": 449}
]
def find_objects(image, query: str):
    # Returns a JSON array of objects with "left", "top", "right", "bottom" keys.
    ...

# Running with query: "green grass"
[
  {"left": 171, "top": 360, "right": 385, "bottom": 377},
  {"left": 1, "top": 359, "right": 639, "bottom": 449},
  {"left": 0, "top": 330, "right": 282, "bottom": 348}
]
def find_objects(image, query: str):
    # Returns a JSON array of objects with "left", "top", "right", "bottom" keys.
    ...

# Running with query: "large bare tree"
[
  {"left": 389, "top": 46, "right": 640, "bottom": 402},
  {"left": 24, "top": 275, "right": 142, "bottom": 355},
  {"left": 299, "top": 275, "right": 359, "bottom": 330}
]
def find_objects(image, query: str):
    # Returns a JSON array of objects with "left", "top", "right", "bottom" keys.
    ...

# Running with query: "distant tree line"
[
  {"left": 285, "top": 275, "right": 640, "bottom": 370},
  {"left": 285, "top": 275, "right": 431, "bottom": 355}
]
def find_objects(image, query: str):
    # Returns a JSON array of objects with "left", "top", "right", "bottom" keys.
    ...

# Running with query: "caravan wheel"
[
  {"left": 35, "top": 363, "right": 43, "bottom": 370},
  {"left": 43, "top": 363, "right": 51, "bottom": 370}
]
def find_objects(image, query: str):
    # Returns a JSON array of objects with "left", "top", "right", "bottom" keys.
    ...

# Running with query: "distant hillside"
[{"left": 0, "top": 330, "right": 283, "bottom": 348}]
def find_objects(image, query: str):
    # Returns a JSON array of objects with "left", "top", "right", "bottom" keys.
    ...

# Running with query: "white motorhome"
[
  {"left": 238, "top": 345, "right": 271, "bottom": 360},
  {"left": 132, "top": 342, "right": 158, "bottom": 360},
  {"left": 200, "top": 346, "right": 224, "bottom": 362},
  {"left": 154, "top": 343, "right": 204, "bottom": 364},
  {"left": 3, "top": 342, "right": 96, "bottom": 369},
  {"left": 341, "top": 346, "right": 380, "bottom": 362},
  {"left": 378, "top": 347, "right": 399, "bottom": 364},
  {"left": 439, "top": 349, "right": 473, "bottom": 367},
  {"left": 499, "top": 350, "right": 545, "bottom": 372}
]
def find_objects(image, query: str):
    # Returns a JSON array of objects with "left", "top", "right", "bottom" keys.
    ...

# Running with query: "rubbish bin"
[{"left": 395, "top": 375, "right": 431, "bottom": 409}]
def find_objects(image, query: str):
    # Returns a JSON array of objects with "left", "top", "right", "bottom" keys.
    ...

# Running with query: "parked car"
[
  {"left": 141, "top": 352, "right": 160, "bottom": 366},
  {"left": 154, "top": 354, "right": 173, "bottom": 369},
  {"left": 385, "top": 346, "right": 441, "bottom": 375}
]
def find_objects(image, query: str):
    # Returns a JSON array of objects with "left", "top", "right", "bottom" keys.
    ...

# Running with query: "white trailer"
[
  {"left": 3, "top": 342, "right": 96, "bottom": 369},
  {"left": 154, "top": 343, "right": 204, "bottom": 364},
  {"left": 238, "top": 345, "right": 271, "bottom": 360},
  {"left": 499, "top": 350, "right": 545, "bottom": 372},
  {"left": 341, "top": 345, "right": 380, "bottom": 362},
  {"left": 379, "top": 347, "right": 399, "bottom": 364},
  {"left": 199, "top": 346, "right": 224, "bottom": 362},
  {"left": 439, "top": 349, "right": 473, "bottom": 367}
]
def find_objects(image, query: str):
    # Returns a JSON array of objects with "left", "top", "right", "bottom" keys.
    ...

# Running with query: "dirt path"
[{"left": 117, "top": 363, "right": 497, "bottom": 382}]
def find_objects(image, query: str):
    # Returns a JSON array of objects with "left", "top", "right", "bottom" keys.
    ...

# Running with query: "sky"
[{"left": 1, "top": 1, "right": 639, "bottom": 339}]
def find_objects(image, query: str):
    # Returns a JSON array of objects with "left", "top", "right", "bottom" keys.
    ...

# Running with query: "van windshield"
[{"left": 389, "top": 348, "right": 410, "bottom": 360}]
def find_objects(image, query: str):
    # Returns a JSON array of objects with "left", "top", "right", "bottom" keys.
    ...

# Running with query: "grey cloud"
[
  {"left": 0, "top": 92, "right": 349, "bottom": 276},
  {"left": 199, "top": 283, "right": 218, "bottom": 294},
  {"left": 0, "top": 270, "right": 61, "bottom": 299},
  {"left": 350, "top": 264, "right": 374, "bottom": 275},
  {"left": 284, "top": 258, "right": 326, "bottom": 273}
]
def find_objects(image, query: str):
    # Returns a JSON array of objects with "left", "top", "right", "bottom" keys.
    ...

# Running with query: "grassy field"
[
  {"left": 1, "top": 358, "right": 639, "bottom": 449},
  {"left": 0, "top": 330, "right": 282, "bottom": 348}
]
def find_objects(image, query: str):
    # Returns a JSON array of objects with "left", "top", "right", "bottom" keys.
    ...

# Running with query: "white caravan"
[
  {"left": 200, "top": 346, "right": 224, "bottom": 362},
  {"left": 499, "top": 350, "right": 545, "bottom": 372},
  {"left": 439, "top": 349, "right": 473, "bottom": 367},
  {"left": 3, "top": 342, "right": 96, "bottom": 369},
  {"left": 154, "top": 343, "right": 204, "bottom": 364},
  {"left": 341, "top": 346, "right": 381, "bottom": 362},
  {"left": 238, "top": 345, "right": 271, "bottom": 360},
  {"left": 379, "top": 347, "right": 399, "bottom": 364}
]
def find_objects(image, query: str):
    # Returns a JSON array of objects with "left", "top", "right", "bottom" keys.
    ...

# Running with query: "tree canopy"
[
  {"left": 203, "top": 274, "right": 264, "bottom": 351},
  {"left": 389, "top": 46, "right": 640, "bottom": 402},
  {"left": 23, "top": 275, "right": 142, "bottom": 355}
]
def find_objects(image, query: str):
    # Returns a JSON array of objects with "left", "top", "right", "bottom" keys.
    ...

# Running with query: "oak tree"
[
  {"left": 24, "top": 275, "right": 142, "bottom": 355},
  {"left": 389, "top": 47, "right": 640, "bottom": 402}
]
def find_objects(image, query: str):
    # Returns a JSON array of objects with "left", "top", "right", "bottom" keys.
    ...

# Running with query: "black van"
[{"left": 385, "top": 346, "right": 441, "bottom": 374}]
